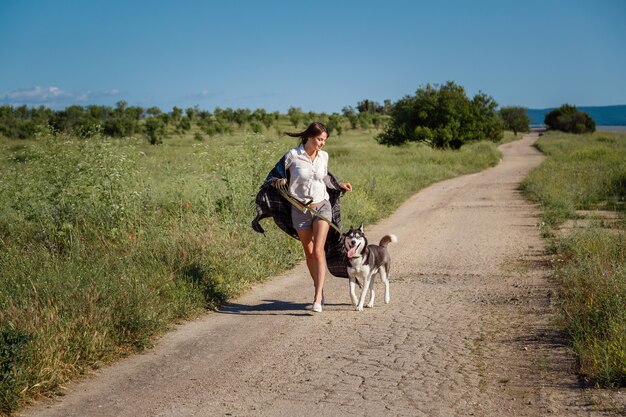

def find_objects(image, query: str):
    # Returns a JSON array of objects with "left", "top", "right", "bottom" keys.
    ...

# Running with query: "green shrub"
[
  {"left": 145, "top": 117, "right": 166, "bottom": 145},
  {"left": 544, "top": 104, "right": 596, "bottom": 133},
  {"left": 377, "top": 81, "right": 503, "bottom": 148}
]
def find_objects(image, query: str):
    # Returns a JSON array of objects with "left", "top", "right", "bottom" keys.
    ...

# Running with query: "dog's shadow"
[{"left": 216, "top": 299, "right": 350, "bottom": 316}]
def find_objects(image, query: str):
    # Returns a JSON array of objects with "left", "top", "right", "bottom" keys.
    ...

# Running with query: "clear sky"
[{"left": 1, "top": 0, "right": 625, "bottom": 113}]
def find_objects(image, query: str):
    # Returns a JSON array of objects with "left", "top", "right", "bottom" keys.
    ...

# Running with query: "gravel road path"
[{"left": 22, "top": 133, "right": 624, "bottom": 416}]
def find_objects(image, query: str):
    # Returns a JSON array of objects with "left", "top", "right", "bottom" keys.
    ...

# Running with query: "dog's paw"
[
  {"left": 366, "top": 303, "right": 374, "bottom": 308},
  {"left": 385, "top": 297, "right": 390, "bottom": 304},
  {"left": 355, "top": 305, "right": 364, "bottom": 311}
]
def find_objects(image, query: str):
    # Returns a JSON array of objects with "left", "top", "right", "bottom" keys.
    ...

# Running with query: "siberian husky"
[{"left": 343, "top": 225, "right": 397, "bottom": 311}]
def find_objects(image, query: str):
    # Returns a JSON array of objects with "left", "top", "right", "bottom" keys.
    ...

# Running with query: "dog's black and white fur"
[{"left": 343, "top": 225, "right": 397, "bottom": 311}]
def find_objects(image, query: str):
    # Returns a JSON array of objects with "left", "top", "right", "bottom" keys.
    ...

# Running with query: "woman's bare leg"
[{"left": 296, "top": 219, "right": 329, "bottom": 305}]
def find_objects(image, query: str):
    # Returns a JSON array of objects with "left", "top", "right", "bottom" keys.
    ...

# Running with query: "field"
[
  {"left": 0, "top": 125, "right": 503, "bottom": 412},
  {"left": 521, "top": 130, "right": 626, "bottom": 387}
]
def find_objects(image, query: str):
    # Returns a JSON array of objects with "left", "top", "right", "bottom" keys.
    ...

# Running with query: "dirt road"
[{"left": 23, "top": 133, "right": 624, "bottom": 416}]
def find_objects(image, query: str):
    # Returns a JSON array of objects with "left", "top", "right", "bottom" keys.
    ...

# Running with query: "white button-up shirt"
[{"left": 285, "top": 145, "right": 330, "bottom": 204}]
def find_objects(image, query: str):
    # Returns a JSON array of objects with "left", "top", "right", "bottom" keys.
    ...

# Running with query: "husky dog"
[{"left": 343, "top": 225, "right": 397, "bottom": 311}]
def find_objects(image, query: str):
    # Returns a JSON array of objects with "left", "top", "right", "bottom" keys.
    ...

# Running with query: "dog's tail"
[{"left": 379, "top": 234, "right": 398, "bottom": 248}]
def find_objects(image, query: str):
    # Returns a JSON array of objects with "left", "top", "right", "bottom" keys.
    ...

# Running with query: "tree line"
[
  {"left": 0, "top": 81, "right": 594, "bottom": 147},
  {"left": 0, "top": 100, "right": 386, "bottom": 143}
]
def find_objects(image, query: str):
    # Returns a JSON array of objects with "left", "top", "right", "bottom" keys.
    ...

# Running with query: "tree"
[
  {"left": 171, "top": 106, "right": 183, "bottom": 123},
  {"left": 358, "top": 112, "right": 372, "bottom": 129},
  {"left": 146, "top": 107, "right": 162, "bottom": 117},
  {"left": 214, "top": 107, "right": 235, "bottom": 125},
  {"left": 341, "top": 106, "right": 358, "bottom": 129},
  {"left": 126, "top": 106, "right": 144, "bottom": 121},
  {"left": 326, "top": 113, "right": 343, "bottom": 136},
  {"left": 499, "top": 106, "right": 530, "bottom": 135},
  {"left": 377, "top": 81, "right": 502, "bottom": 148},
  {"left": 287, "top": 107, "right": 304, "bottom": 128},
  {"left": 544, "top": 104, "right": 595, "bottom": 133},
  {"left": 98, "top": 102, "right": 139, "bottom": 137},
  {"left": 252, "top": 108, "right": 274, "bottom": 129},
  {"left": 104, "top": 117, "right": 135, "bottom": 137},
  {"left": 357, "top": 99, "right": 383, "bottom": 114},
  {"left": 185, "top": 106, "right": 197, "bottom": 121},
  {"left": 233, "top": 108, "right": 251, "bottom": 127},
  {"left": 145, "top": 117, "right": 166, "bottom": 145},
  {"left": 382, "top": 99, "right": 393, "bottom": 114},
  {"left": 0, "top": 105, "right": 39, "bottom": 139},
  {"left": 115, "top": 100, "right": 128, "bottom": 112},
  {"left": 176, "top": 117, "right": 191, "bottom": 134}
]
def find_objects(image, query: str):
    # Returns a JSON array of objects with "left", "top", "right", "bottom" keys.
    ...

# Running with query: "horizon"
[
  {"left": 1, "top": 99, "right": 625, "bottom": 114},
  {"left": 1, "top": 0, "right": 625, "bottom": 113}
]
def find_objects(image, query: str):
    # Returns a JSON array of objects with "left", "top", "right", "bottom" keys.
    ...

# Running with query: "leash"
[{"left": 275, "top": 181, "right": 343, "bottom": 234}]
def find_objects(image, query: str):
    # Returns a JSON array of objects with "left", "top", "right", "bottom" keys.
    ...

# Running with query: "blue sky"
[{"left": 1, "top": 0, "right": 625, "bottom": 113}]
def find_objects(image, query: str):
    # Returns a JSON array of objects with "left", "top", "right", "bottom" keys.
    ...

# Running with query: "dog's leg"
[
  {"left": 367, "top": 273, "right": 376, "bottom": 308},
  {"left": 356, "top": 274, "right": 371, "bottom": 311},
  {"left": 348, "top": 277, "right": 359, "bottom": 307},
  {"left": 381, "top": 267, "right": 390, "bottom": 304}
]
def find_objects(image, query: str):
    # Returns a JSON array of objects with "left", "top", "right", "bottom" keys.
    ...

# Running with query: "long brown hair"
[{"left": 285, "top": 121, "right": 329, "bottom": 146}]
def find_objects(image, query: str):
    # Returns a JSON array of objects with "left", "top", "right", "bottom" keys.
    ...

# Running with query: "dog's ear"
[{"left": 359, "top": 224, "right": 364, "bottom": 233}]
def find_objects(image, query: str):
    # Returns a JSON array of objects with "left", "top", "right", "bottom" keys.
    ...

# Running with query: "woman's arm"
[{"left": 340, "top": 182, "right": 352, "bottom": 192}]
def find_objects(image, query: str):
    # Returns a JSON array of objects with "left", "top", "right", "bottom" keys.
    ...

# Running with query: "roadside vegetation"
[
  {"left": 544, "top": 104, "right": 596, "bottom": 134},
  {"left": 0, "top": 110, "right": 504, "bottom": 412},
  {"left": 521, "top": 131, "right": 626, "bottom": 387},
  {"left": 376, "top": 81, "right": 504, "bottom": 148},
  {"left": 499, "top": 106, "right": 531, "bottom": 136}
]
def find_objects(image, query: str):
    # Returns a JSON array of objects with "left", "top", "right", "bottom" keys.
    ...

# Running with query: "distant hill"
[{"left": 526, "top": 104, "right": 626, "bottom": 126}]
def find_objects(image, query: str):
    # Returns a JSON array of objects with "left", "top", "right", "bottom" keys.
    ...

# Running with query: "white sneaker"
[{"left": 312, "top": 303, "right": 322, "bottom": 313}]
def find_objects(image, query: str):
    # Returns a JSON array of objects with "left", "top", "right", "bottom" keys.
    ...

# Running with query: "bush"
[
  {"left": 377, "top": 81, "right": 503, "bottom": 148},
  {"left": 145, "top": 117, "right": 166, "bottom": 145},
  {"left": 104, "top": 117, "right": 136, "bottom": 138},
  {"left": 544, "top": 104, "right": 595, "bottom": 133}
]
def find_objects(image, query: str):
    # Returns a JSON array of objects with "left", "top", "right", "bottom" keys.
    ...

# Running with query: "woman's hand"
[
  {"left": 340, "top": 182, "right": 353, "bottom": 192},
  {"left": 272, "top": 178, "right": 288, "bottom": 188}
]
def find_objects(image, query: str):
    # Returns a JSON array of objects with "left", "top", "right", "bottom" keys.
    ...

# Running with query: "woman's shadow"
[{"left": 216, "top": 299, "right": 347, "bottom": 316}]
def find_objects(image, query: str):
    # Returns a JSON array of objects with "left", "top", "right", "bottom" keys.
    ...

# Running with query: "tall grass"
[
  {"left": 521, "top": 132, "right": 626, "bottom": 226},
  {"left": 521, "top": 131, "right": 626, "bottom": 387},
  {"left": 0, "top": 128, "right": 500, "bottom": 412}
]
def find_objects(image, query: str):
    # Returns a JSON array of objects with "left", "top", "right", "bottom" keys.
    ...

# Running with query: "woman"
[{"left": 252, "top": 122, "right": 352, "bottom": 313}]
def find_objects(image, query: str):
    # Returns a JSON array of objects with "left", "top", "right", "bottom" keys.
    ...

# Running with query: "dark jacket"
[{"left": 251, "top": 154, "right": 349, "bottom": 278}]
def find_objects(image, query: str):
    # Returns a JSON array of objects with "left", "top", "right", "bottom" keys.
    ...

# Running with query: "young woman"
[{"left": 267, "top": 122, "right": 352, "bottom": 312}]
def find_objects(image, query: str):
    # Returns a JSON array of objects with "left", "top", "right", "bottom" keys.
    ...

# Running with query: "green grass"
[
  {"left": 521, "top": 130, "right": 626, "bottom": 387},
  {"left": 521, "top": 131, "right": 626, "bottom": 226},
  {"left": 0, "top": 126, "right": 501, "bottom": 412}
]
